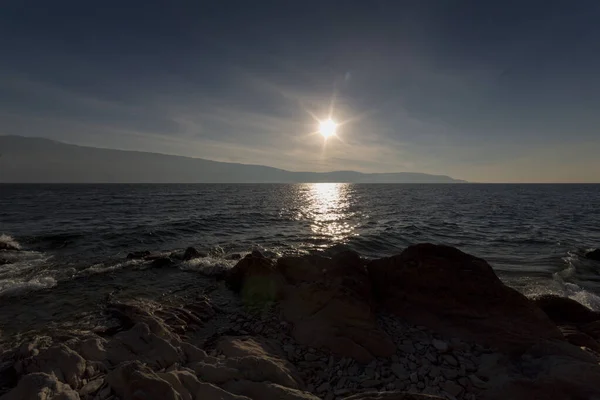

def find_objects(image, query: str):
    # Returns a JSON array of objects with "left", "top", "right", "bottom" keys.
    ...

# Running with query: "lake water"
[{"left": 1, "top": 184, "right": 600, "bottom": 343}]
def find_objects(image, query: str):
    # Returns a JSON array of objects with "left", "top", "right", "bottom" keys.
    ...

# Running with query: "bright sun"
[{"left": 318, "top": 119, "right": 338, "bottom": 139}]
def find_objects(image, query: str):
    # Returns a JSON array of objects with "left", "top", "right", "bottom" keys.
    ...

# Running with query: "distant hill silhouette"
[{"left": 0, "top": 136, "right": 466, "bottom": 183}]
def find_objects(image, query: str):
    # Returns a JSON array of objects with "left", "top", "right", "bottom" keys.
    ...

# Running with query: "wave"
[
  {"left": 512, "top": 249, "right": 600, "bottom": 311},
  {"left": 180, "top": 256, "right": 236, "bottom": 276},
  {"left": 77, "top": 259, "right": 144, "bottom": 276},
  {"left": 0, "top": 276, "right": 57, "bottom": 296},
  {"left": 0, "top": 234, "right": 21, "bottom": 250}
]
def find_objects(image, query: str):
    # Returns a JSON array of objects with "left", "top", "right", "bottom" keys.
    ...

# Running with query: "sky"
[{"left": 1, "top": 0, "right": 600, "bottom": 183}]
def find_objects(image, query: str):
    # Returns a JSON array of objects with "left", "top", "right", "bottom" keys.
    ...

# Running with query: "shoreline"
[{"left": 1, "top": 244, "right": 600, "bottom": 400}]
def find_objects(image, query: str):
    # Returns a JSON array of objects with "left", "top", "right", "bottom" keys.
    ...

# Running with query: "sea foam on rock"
[{"left": 2, "top": 243, "right": 600, "bottom": 400}]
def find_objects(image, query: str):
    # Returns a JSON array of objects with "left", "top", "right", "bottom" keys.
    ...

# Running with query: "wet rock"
[
  {"left": 0, "top": 360, "right": 17, "bottom": 390},
  {"left": 182, "top": 247, "right": 206, "bottom": 261},
  {"left": 126, "top": 250, "right": 150, "bottom": 260},
  {"left": 532, "top": 294, "right": 599, "bottom": 325},
  {"left": 368, "top": 244, "right": 563, "bottom": 353},
  {"left": 585, "top": 248, "right": 600, "bottom": 261},
  {"left": 150, "top": 256, "right": 175, "bottom": 268}
]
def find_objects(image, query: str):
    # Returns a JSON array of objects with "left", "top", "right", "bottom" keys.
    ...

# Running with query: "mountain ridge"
[{"left": 0, "top": 135, "right": 466, "bottom": 183}]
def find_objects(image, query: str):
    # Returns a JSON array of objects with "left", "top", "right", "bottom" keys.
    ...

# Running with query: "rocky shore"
[{"left": 1, "top": 243, "right": 600, "bottom": 400}]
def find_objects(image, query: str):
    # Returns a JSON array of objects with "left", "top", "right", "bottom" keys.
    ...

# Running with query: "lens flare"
[{"left": 318, "top": 119, "right": 337, "bottom": 139}]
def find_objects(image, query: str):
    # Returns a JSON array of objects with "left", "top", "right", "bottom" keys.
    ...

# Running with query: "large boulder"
[
  {"left": 532, "top": 294, "right": 600, "bottom": 351},
  {"left": 368, "top": 244, "right": 563, "bottom": 352},
  {"left": 532, "top": 294, "right": 599, "bottom": 325},
  {"left": 277, "top": 252, "right": 395, "bottom": 362},
  {"left": 17, "top": 344, "right": 87, "bottom": 389},
  {"left": 226, "top": 251, "right": 286, "bottom": 307},
  {"left": 480, "top": 340, "right": 600, "bottom": 400}
]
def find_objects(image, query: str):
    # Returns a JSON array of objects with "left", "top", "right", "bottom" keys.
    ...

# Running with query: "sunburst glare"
[{"left": 318, "top": 118, "right": 338, "bottom": 139}]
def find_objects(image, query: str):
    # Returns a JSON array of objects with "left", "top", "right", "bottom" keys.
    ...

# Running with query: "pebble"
[
  {"left": 442, "top": 368, "right": 459, "bottom": 380},
  {"left": 305, "top": 353, "right": 320, "bottom": 362},
  {"left": 432, "top": 339, "right": 449, "bottom": 353},
  {"left": 410, "top": 372, "right": 418, "bottom": 383},
  {"left": 425, "top": 351, "right": 438, "bottom": 364},
  {"left": 443, "top": 354, "right": 459, "bottom": 366}
]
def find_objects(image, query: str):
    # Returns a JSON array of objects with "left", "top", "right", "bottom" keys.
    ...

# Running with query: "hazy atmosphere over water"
[{"left": 2, "top": 1, "right": 600, "bottom": 182}]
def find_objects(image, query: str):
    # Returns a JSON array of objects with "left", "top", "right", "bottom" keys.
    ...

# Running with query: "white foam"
[
  {"left": 78, "top": 259, "right": 143, "bottom": 276},
  {"left": 0, "top": 276, "right": 57, "bottom": 296},
  {"left": 180, "top": 256, "right": 235, "bottom": 276},
  {"left": 0, "top": 234, "right": 21, "bottom": 250}
]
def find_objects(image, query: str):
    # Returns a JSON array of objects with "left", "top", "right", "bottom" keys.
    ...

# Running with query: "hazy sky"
[{"left": 2, "top": 0, "right": 600, "bottom": 182}]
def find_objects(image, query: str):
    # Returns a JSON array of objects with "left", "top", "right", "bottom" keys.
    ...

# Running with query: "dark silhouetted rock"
[
  {"left": 228, "top": 253, "right": 242, "bottom": 260},
  {"left": 150, "top": 257, "right": 175, "bottom": 268},
  {"left": 126, "top": 250, "right": 151, "bottom": 260},
  {"left": 0, "top": 242, "right": 19, "bottom": 252},
  {"left": 368, "top": 243, "right": 563, "bottom": 352},
  {"left": 532, "top": 295, "right": 600, "bottom": 351},
  {"left": 225, "top": 251, "right": 285, "bottom": 306},
  {"left": 183, "top": 247, "right": 206, "bottom": 261},
  {"left": 277, "top": 251, "right": 396, "bottom": 362},
  {"left": 0, "top": 258, "right": 11, "bottom": 266},
  {"left": 481, "top": 340, "right": 600, "bottom": 400},
  {"left": 533, "top": 294, "right": 599, "bottom": 325},
  {"left": 585, "top": 248, "right": 600, "bottom": 261}
]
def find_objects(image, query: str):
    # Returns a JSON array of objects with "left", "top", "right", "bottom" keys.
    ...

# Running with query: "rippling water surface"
[{"left": 1, "top": 184, "right": 600, "bottom": 342}]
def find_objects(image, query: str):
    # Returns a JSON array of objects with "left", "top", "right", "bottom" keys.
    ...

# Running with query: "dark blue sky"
[{"left": 2, "top": 0, "right": 600, "bottom": 182}]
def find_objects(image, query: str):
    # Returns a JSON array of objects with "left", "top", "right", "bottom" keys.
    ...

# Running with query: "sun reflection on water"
[{"left": 300, "top": 183, "right": 357, "bottom": 243}]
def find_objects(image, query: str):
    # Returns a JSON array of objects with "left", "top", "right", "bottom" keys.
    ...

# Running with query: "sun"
[{"left": 318, "top": 119, "right": 338, "bottom": 139}]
